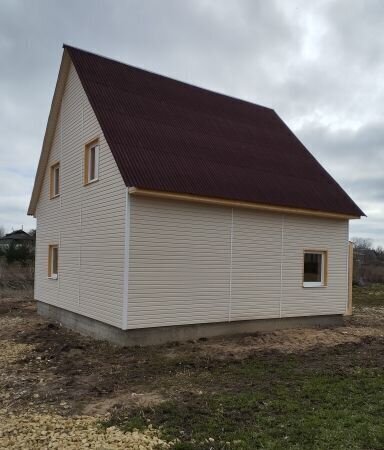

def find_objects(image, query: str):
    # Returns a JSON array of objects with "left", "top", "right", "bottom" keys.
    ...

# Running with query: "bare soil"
[
  {"left": 0, "top": 296, "right": 175, "bottom": 448},
  {"left": 0, "top": 295, "right": 383, "bottom": 417},
  {"left": 1, "top": 293, "right": 384, "bottom": 448}
]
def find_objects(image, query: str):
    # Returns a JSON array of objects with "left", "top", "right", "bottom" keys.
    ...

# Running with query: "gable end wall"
[{"left": 34, "top": 63, "right": 126, "bottom": 328}]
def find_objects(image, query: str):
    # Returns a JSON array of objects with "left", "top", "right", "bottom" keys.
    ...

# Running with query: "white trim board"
[{"left": 122, "top": 187, "right": 131, "bottom": 330}]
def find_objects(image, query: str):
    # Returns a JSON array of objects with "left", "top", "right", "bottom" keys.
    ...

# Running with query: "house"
[
  {"left": 0, "top": 230, "right": 34, "bottom": 250},
  {"left": 28, "top": 45, "right": 364, "bottom": 345}
]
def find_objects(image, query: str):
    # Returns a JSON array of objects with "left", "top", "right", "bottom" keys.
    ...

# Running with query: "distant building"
[{"left": 0, "top": 230, "right": 34, "bottom": 250}]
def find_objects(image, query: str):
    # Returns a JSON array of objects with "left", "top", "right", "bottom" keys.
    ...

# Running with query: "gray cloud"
[
  {"left": 294, "top": 120, "right": 384, "bottom": 245},
  {"left": 0, "top": 0, "right": 383, "bottom": 244}
]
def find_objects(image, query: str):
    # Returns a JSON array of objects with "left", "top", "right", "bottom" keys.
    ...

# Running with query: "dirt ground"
[{"left": 1, "top": 293, "right": 384, "bottom": 448}]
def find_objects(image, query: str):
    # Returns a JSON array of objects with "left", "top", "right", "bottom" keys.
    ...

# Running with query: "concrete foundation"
[{"left": 37, "top": 301, "right": 344, "bottom": 346}]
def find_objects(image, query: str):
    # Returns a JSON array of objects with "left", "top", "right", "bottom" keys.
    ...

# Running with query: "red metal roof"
[{"left": 65, "top": 45, "right": 363, "bottom": 217}]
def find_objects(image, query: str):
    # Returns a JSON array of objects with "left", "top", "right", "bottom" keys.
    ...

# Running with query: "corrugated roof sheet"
[{"left": 65, "top": 45, "right": 364, "bottom": 217}]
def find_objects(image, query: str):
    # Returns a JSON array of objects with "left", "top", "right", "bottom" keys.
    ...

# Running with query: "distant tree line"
[
  {"left": 0, "top": 240, "right": 35, "bottom": 266},
  {"left": 351, "top": 237, "right": 384, "bottom": 285}
]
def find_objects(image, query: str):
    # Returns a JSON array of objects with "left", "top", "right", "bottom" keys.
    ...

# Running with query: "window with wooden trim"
[
  {"left": 303, "top": 251, "right": 327, "bottom": 287},
  {"left": 48, "top": 245, "right": 59, "bottom": 279},
  {"left": 50, "top": 163, "right": 60, "bottom": 198},
  {"left": 84, "top": 141, "right": 99, "bottom": 184}
]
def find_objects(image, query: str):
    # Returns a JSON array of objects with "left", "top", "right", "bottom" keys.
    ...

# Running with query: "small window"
[
  {"left": 303, "top": 251, "right": 327, "bottom": 287},
  {"left": 84, "top": 141, "right": 99, "bottom": 184},
  {"left": 50, "top": 163, "right": 60, "bottom": 198},
  {"left": 48, "top": 245, "right": 59, "bottom": 279}
]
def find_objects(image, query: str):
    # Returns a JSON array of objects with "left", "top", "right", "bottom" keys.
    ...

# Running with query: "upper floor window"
[
  {"left": 303, "top": 251, "right": 327, "bottom": 287},
  {"left": 50, "top": 162, "right": 60, "bottom": 198},
  {"left": 84, "top": 140, "right": 99, "bottom": 184}
]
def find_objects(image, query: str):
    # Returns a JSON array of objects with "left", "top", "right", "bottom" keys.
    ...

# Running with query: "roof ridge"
[{"left": 63, "top": 44, "right": 274, "bottom": 113}]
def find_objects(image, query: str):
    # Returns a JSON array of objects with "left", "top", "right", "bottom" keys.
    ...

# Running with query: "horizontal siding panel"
[
  {"left": 230, "top": 208, "right": 281, "bottom": 320},
  {"left": 127, "top": 303, "right": 229, "bottom": 313},
  {"left": 127, "top": 196, "right": 231, "bottom": 328},
  {"left": 128, "top": 289, "right": 231, "bottom": 296},
  {"left": 129, "top": 273, "right": 230, "bottom": 280}
]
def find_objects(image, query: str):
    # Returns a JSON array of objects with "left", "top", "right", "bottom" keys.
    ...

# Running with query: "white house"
[{"left": 28, "top": 45, "right": 364, "bottom": 345}]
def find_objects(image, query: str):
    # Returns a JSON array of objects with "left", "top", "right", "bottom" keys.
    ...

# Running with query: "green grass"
[
  {"left": 101, "top": 284, "right": 384, "bottom": 449},
  {"left": 353, "top": 283, "right": 384, "bottom": 307},
  {"left": 104, "top": 359, "right": 384, "bottom": 449}
]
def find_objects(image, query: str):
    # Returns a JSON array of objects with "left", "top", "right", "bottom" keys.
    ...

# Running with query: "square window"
[
  {"left": 303, "top": 251, "right": 327, "bottom": 287},
  {"left": 84, "top": 141, "right": 99, "bottom": 184},
  {"left": 50, "top": 163, "right": 60, "bottom": 198},
  {"left": 48, "top": 245, "right": 58, "bottom": 279}
]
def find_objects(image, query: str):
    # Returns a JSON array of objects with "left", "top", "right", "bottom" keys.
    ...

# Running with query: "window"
[
  {"left": 84, "top": 141, "right": 99, "bottom": 184},
  {"left": 303, "top": 251, "right": 327, "bottom": 287},
  {"left": 48, "top": 245, "right": 59, "bottom": 279},
  {"left": 50, "top": 163, "right": 60, "bottom": 198}
]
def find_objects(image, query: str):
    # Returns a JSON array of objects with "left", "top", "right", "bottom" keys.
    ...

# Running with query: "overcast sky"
[{"left": 0, "top": 0, "right": 383, "bottom": 244}]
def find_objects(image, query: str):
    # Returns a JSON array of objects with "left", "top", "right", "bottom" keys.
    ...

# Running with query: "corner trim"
[
  {"left": 345, "top": 241, "right": 353, "bottom": 316},
  {"left": 228, "top": 208, "right": 234, "bottom": 322},
  {"left": 128, "top": 187, "right": 360, "bottom": 220},
  {"left": 279, "top": 215, "right": 285, "bottom": 318},
  {"left": 122, "top": 187, "right": 130, "bottom": 330}
]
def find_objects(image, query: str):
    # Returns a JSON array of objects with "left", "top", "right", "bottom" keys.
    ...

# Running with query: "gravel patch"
[
  {"left": 0, "top": 412, "right": 172, "bottom": 449},
  {"left": 0, "top": 340, "right": 35, "bottom": 365}
]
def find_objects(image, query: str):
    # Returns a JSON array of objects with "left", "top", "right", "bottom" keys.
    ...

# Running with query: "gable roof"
[
  {"left": 28, "top": 45, "right": 364, "bottom": 218},
  {"left": 0, "top": 230, "right": 34, "bottom": 242}
]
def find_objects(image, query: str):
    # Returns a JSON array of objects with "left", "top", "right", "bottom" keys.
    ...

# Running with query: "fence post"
[{"left": 345, "top": 242, "right": 353, "bottom": 315}]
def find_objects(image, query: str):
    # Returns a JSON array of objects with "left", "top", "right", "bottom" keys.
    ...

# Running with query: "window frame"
[
  {"left": 48, "top": 244, "right": 59, "bottom": 280},
  {"left": 303, "top": 250, "right": 328, "bottom": 288},
  {"left": 84, "top": 139, "right": 100, "bottom": 185},
  {"left": 50, "top": 162, "right": 60, "bottom": 199}
]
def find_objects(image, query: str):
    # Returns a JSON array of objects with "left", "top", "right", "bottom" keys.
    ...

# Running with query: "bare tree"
[
  {"left": 351, "top": 237, "right": 373, "bottom": 251},
  {"left": 0, "top": 226, "right": 5, "bottom": 238},
  {"left": 376, "top": 246, "right": 384, "bottom": 261}
]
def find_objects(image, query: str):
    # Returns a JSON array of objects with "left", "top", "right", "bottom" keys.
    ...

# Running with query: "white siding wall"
[
  {"left": 35, "top": 63, "right": 126, "bottom": 328},
  {"left": 127, "top": 196, "right": 349, "bottom": 329},
  {"left": 127, "top": 198, "right": 232, "bottom": 329},
  {"left": 282, "top": 215, "right": 349, "bottom": 317},
  {"left": 231, "top": 209, "right": 282, "bottom": 321}
]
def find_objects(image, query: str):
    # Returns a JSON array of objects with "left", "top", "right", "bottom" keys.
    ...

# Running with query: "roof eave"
[{"left": 128, "top": 187, "right": 363, "bottom": 220}]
